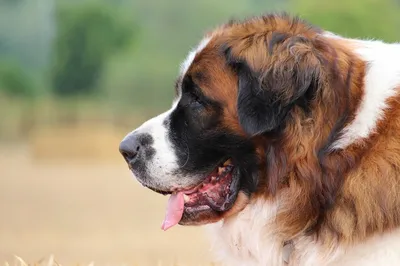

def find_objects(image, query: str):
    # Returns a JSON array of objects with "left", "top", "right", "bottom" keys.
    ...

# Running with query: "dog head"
[{"left": 119, "top": 14, "right": 360, "bottom": 231}]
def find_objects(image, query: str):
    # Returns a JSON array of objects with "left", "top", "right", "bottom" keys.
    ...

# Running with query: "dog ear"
[{"left": 225, "top": 35, "right": 321, "bottom": 136}]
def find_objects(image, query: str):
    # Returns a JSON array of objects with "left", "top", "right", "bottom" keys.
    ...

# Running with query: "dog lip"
[
  {"left": 141, "top": 182, "right": 203, "bottom": 196},
  {"left": 144, "top": 185, "right": 172, "bottom": 195},
  {"left": 172, "top": 182, "right": 203, "bottom": 195},
  {"left": 182, "top": 164, "right": 236, "bottom": 211},
  {"left": 178, "top": 167, "right": 240, "bottom": 226},
  {"left": 173, "top": 159, "right": 234, "bottom": 195},
  {"left": 142, "top": 158, "right": 234, "bottom": 196}
]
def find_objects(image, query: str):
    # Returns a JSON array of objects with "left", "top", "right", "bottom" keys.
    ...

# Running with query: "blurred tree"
[
  {"left": 112, "top": 0, "right": 287, "bottom": 111},
  {"left": 0, "top": 61, "right": 35, "bottom": 97},
  {"left": 51, "top": 2, "right": 134, "bottom": 96},
  {"left": 0, "top": 0, "right": 55, "bottom": 73}
]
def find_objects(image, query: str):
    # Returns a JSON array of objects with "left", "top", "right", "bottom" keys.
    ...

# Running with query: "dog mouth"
[{"left": 160, "top": 159, "right": 237, "bottom": 231}]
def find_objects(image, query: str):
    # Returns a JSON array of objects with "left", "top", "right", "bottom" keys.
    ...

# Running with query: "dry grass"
[
  {"left": 5, "top": 254, "right": 220, "bottom": 266},
  {"left": 0, "top": 125, "right": 218, "bottom": 266}
]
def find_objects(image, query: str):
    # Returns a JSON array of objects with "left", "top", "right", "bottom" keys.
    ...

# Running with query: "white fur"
[
  {"left": 206, "top": 199, "right": 400, "bottom": 266},
  {"left": 179, "top": 37, "right": 211, "bottom": 76},
  {"left": 291, "top": 228, "right": 400, "bottom": 265},
  {"left": 291, "top": 235, "right": 343, "bottom": 266},
  {"left": 329, "top": 36, "right": 400, "bottom": 149},
  {"left": 122, "top": 108, "right": 178, "bottom": 190},
  {"left": 123, "top": 100, "right": 203, "bottom": 190},
  {"left": 328, "top": 228, "right": 400, "bottom": 266},
  {"left": 206, "top": 198, "right": 286, "bottom": 266}
]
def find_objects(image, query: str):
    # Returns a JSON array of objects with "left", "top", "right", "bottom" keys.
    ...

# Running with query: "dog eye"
[{"left": 189, "top": 93, "right": 204, "bottom": 109}]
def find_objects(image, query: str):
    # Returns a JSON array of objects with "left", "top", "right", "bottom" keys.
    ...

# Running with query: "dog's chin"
[
  {"left": 175, "top": 162, "right": 240, "bottom": 225},
  {"left": 180, "top": 193, "right": 250, "bottom": 225},
  {"left": 179, "top": 189, "right": 251, "bottom": 226},
  {"left": 179, "top": 205, "right": 222, "bottom": 225}
]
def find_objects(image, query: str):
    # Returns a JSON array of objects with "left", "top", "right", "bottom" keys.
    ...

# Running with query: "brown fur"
[
  {"left": 322, "top": 93, "right": 400, "bottom": 243},
  {"left": 186, "top": 13, "right": 400, "bottom": 248}
]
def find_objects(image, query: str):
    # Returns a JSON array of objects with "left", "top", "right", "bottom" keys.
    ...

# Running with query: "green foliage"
[
  {"left": 2, "top": 0, "right": 400, "bottom": 110},
  {"left": 51, "top": 2, "right": 135, "bottom": 97},
  {"left": 103, "top": 0, "right": 286, "bottom": 111},
  {"left": 291, "top": 0, "right": 400, "bottom": 42},
  {"left": 0, "top": 61, "right": 35, "bottom": 97}
]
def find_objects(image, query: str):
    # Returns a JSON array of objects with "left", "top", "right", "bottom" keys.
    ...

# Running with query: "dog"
[{"left": 119, "top": 13, "right": 400, "bottom": 265}]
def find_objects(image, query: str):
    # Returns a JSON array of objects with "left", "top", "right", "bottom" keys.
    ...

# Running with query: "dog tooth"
[
  {"left": 183, "top": 194, "right": 190, "bottom": 202},
  {"left": 218, "top": 167, "right": 224, "bottom": 174}
]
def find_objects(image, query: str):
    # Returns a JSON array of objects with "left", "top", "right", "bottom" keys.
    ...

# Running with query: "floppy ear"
[{"left": 225, "top": 36, "right": 322, "bottom": 136}]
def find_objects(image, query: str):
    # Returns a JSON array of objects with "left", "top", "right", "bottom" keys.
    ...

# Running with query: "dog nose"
[{"left": 119, "top": 133, "right": 141, "bottom": 165}]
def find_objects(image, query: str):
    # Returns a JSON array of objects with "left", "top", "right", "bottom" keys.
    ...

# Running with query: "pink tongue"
[{"left": 161, "top": 192, "right": 184, "bottom": 231}]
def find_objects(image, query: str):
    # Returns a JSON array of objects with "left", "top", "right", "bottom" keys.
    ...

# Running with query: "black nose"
[{"left": 119, "top": 133, "right": 141, "bottom": 165}]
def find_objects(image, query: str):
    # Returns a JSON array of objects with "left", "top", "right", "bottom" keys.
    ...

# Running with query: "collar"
[{"left": 283, "top": 241, "right": 294, "bottom": 264}]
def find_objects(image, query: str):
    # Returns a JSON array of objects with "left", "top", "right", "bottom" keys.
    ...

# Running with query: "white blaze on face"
[
  {"left": 126, "top": 36, "right": 212, "bottom": 190},
  {"left": 172, "top": 36, "right": 212, "bottom": 105},
  {"left": 180, "top": 36, "right": 212, "bottom": 76},
  {"left": 124, "top": 108, "right": 181, "bottom": 190}
]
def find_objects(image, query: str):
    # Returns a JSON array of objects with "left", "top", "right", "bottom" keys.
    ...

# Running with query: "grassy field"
[{"left": 0, "top": 125, "right": 216, "bottom": 266}]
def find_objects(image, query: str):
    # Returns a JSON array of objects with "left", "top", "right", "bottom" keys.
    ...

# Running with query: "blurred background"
[{"left": 1, "top": 0, "right": 400, "bottom": 265}]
